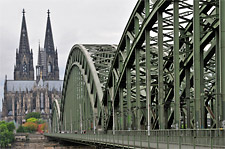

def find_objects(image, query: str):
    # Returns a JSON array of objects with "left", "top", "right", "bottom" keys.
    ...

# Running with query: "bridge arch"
[
  {"left": 60, "top": 44, "right": 117, "bottom": 133},
  {"left": 53, "top": 0, "right": 223, "bottom": 134},
  {"left": 51, "top": 98, "right": 61, "bottom": 133}
]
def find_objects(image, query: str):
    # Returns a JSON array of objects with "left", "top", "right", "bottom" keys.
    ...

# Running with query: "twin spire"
[
  {"left": 15, "top": 9, "right": 59, "bottom": 81},
  {"left": 19, "top": 9, "right": 54, "bottom": 54}
]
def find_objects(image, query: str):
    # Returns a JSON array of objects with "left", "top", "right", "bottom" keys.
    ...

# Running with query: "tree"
[
  {"left": 25, "top": 112, "right": 41, "bottom": 120},
  {"left": 0, "top": 123, "right": 9, "bottom": 147},
  {"left": 0, "top": 121, "right": 6, "bottom": 125},
  {"left": 37, "top": 119, "right": 45, "bottom": 124},
  {"left": 7, "top": 131, "right": 14, "bottom": 144},
  {"left": 16, "top": 125, "right": 27, "bottom": 133},
  {"left": 7, "top": 122, "right": 15, "bottom": 132},
  {"left": 38, "top": 123, "right": 47, "bottom": 133},
  {"left": 23, "top": 122, "right": 38, "bottom": 132},
  {"left": 0, "top": 121, "right": 15, "bottom": 147}
]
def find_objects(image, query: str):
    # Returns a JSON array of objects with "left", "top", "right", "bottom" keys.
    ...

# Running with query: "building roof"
[
  {"left": 6, "top": 80, "right": 63, "bottom": 92},
  {"left": 44, "top": 80, "right": 63, "bottom": 91},
  {"left": 7, "top": 80, "right": 36, "bottom": 92}
]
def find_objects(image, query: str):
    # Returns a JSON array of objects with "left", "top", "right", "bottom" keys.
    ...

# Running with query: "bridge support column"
[
  {"left": 173, "top": 0, "right": 180, "bottom": 129},
  {"left": 135, "top": 16, "right": 141, "bottom": 130},
  {"left": 82, "top": 84, "right": 85, "bottom": 131},
  {"left": 79, "top": 71, "right": 82, "bottom": 133},
  {"left": 75, "top": 68, "right": 78, "bottom": 131},
  {"left": 193, "top": 0, "right": 203, "bottom": 129},
  {"left": 70, "top": 109, "right": 72, "bottom": 133},
  {"left": 183, "top": 30, "right": 191, "bottom": 129},
  {"left": 80, "top": 104, "right": 83, "bottom": 134},
  {"left": 93, "top": 113, "right": 96, "bottom": 134},
  {"left": 112, "top": 75, "right": 115, "bottom": 135},
  {"left": 215, "top": 6, "right": 221, "bottom": 128},
  {"left": 145, "top": 0, "right": 149, "bottom": 16},
  {"left": 220, "top": 0, "right": 225, "bottom": 125},
  {"left": 126, "top": 35, "right": 132, "bottom": 130},
  {"left": 185, "top": 63, "right": 191, "bottom": 128},
  {"left": 200, "top": 23, "right": 206, "bottom": 128},
  {"left": 119, "top": 54, "right": 124, "bottom": 130},
  {"left": 64, "top": 114, "right": 66, "bottom": 131},
  {"left": 158, "top": 10, "right": 165, "bottom": 129},
  {"left": 85, "top": 90, "right": 87, "bottom": 130},
  {"left": 145, "top": 28, "right": 151, "bottom": 135},
  {"left": 119, "top": 88, "right": 124, "bottom": 130},
  {"left": 145, "top": 0, "right": 151, "bottom": 135},
  {"left": 126, "top": 67, "right": 132, "bottom": 130}
]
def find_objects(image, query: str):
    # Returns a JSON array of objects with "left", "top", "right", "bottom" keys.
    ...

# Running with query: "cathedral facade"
[{"left": 1, "top": 9, "right": 63, "bottom": 124}]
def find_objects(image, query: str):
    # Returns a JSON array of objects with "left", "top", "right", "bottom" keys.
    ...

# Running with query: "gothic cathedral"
[{"left": 1, "top": 9, "right": 63, "bottom": 124}]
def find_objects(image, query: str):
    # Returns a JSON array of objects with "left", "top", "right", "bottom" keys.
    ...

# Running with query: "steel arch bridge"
[{"left": 47, "top": 0, "right": 225, "bottom": 148}]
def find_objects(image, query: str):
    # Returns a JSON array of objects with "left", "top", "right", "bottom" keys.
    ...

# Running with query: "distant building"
[{"left": 1, "top": 9, "right": 63, "bottom": 124}]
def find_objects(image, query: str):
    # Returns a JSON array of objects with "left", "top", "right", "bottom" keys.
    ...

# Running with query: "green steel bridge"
[{"left": 45, "top": 0, "right": 225, "bottom": 148}]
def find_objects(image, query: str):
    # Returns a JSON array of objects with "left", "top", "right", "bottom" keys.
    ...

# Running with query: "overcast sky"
[{"left": 0, "top": 0, "right": 138, "bottom": 110}]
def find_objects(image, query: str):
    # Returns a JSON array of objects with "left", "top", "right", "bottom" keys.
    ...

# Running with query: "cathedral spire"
[
  {"left": 19, "top": 9, "right": 30, "bottom": 53},
  {"left": 44, "top": 9, "right": 54, "bottom": 53},
  {"left": 14, "top": 9, "right": 34, "bottom": 80},
  {"left": 37, "top": 42, "right": 41, "bottom": 65}
]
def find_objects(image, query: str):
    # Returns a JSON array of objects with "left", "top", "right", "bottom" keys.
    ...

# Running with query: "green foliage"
[
  {"left": 7, "top": 131, "right": 14, "bottom": 143},
  {"left": 37, "top": 119, "right": 45, "bottom": 124},
  {"left": 0, "top": 121, "right": 15, "bottom": 147},
  {"left": 0, "top": 121, "right": 6, "bottom": 125},
  {"left": 0, "top": 123, "right": 8, "bottom": 133},
  {"left": 25, "top": 112, "right": 41, "bottom": 120},
  {"left": 16, "top": 125, "right": 26, "bottom": 133},
  {"left": 27, "top": 117, "right": 38, "bottom": 123},
  {"left": 7, "top": 122, "right": 16, "bottom": 132},
  {"left": 23, "top": 122, "right": 38, "bottom": 133}
]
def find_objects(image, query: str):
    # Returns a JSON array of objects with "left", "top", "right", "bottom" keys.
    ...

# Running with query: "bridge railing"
[{"left": 46, "top": 129, "right": 225, "bottom": 148}]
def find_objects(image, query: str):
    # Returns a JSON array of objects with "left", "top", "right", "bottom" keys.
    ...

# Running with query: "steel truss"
[
  {"left": 51, "top": 0, "right": 225, "bottom": 134},
  {"left": 57, "top": 44, "right": 116, "bottom": 133}
]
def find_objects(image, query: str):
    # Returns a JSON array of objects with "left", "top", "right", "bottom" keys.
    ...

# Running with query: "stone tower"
[
  {"left": 14, "top": 9, "right": 34, "bottom": 80},
  {"left": 2, "top": 9, "right": 63, "bottom": 124},
  {"left": 36, "top": 10, "right": 59, "bottom": 81}
]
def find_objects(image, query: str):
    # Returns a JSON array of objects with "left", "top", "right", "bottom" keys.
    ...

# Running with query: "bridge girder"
[{"left": 51, "top": 0, "right": 225, "bottom": 134}]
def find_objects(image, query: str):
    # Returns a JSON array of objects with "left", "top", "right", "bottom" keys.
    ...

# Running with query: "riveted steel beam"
[
  {"left": 173, "top": 0, "right": 180, "bottom": 129},
  {"left": 220, "top": 0, "right": 225, "bottom": 123},
  {"left": 215, "top": 5, "right": 221, "bottom": 127},
  {"left": 145, "top": 28, "right": 151, "bottom": 134},
  {"left": 193, "top": 0, "right": 201, "bottom": 129},
  {"left": 126, "top": 35, "right": 132, "bottom": 130},
  {"left": 158, "top": 10, "right": 165, "bottom": 129},
  {"left": 135, "top": 16, "right": 141, "bottom": 130}
]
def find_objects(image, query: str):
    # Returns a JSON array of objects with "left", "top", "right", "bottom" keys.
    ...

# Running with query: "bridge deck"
[{"left": 45, "top": 129, "right": 225, "bottom": 149}]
